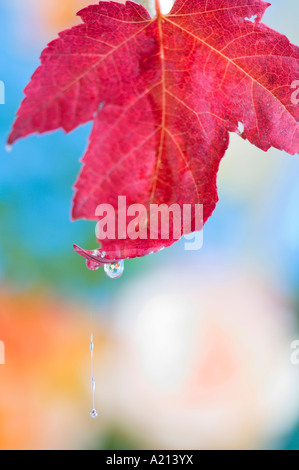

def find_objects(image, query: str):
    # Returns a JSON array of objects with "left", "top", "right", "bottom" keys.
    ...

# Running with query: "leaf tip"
[{"left": 7, "top": 130, "right": 15, "bottom": 147}]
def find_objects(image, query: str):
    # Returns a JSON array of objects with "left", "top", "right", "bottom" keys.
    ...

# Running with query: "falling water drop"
[
  {"left": 5, "top": 144, "right": 12, "bottom": 153},
  {"left": 104, "top": 260, "right": 125, "bottom": 279},
  {"left": 90, "top": 408, "right": 98, "bottom": 419},
  {"left": 89, "top": 333, "right": 98, "bottom": 419}
]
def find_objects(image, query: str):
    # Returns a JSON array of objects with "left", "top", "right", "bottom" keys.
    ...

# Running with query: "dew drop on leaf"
[
  {"left": 92, "top": 249, "right": 106, "bottom": 258},
  {"left": 86, "top": 259, "right": 100, "bottom": 271},
  {"left": 104, "top": 260, "right": 124, "bottom": 279}
]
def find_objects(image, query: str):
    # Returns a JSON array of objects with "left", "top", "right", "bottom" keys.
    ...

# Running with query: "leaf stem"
[{"left": 155, "top": 0, "right": 161, "bottom": 17}]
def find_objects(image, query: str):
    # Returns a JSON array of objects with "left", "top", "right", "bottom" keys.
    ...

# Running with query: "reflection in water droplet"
[
  {"left": 90, "top": 408, "right": 98, "bottom": 419},
  {"left": 104, "top": 260, "right": 124, "bottom": 279},
  {"left": 86, "top": 259, "right": 100, "bottom": 271}
]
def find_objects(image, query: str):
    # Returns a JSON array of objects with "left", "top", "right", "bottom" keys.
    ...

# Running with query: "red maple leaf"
[{"left": 8, "top": 0, "right": 299, "bottom": 263}]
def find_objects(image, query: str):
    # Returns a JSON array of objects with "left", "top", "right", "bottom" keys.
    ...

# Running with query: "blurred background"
[{"left": 0, "top": 0, "right": 299, "bottom": 450}]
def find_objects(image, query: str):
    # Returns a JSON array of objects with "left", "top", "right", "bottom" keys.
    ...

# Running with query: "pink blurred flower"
[{"left": 98, "top": 261, "right": 299, "bottom": 449}]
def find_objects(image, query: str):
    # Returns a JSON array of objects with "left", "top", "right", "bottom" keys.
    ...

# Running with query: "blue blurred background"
[{"left": 0, "top": 0, "right": 299, "bottom": 450}]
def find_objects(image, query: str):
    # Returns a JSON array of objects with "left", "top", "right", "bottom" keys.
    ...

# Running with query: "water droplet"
[
  {"left": 5, "top": 144, "right": 12, "bottom": 153},
  {"left": 90, "top": 336, "right": 94, "bottom": 354},
  {"left": 104, "top": 260, "right": 124, "bottom": 279},
  {"left": 86, "top": 259, "right": 100, "bottom": 271},
  {"left": 89, "top": 333, "right": 98, "bottom": 419},
  {"left": 92, "top": 249, "right": 106, "bottom": 259},
  {"left": 90, "top": 408, "right": 98, "bottom": 419}
]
